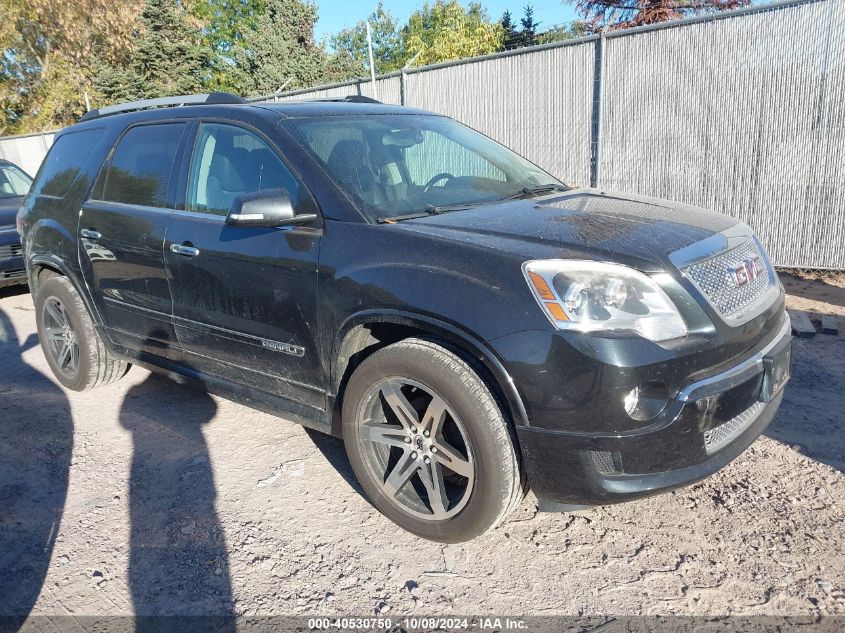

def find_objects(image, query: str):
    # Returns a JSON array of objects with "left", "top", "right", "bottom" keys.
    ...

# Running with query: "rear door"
[
  {"left": 164, "top": 121, "right": 324, "bottom": 411},
  {"left": 79, "top": 121, "right": 190, "bottom": 358}
]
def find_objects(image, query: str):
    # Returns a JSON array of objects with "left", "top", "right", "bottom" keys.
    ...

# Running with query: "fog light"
[{"left": 623, "top": 381, "right": 669, "bottom": 422}]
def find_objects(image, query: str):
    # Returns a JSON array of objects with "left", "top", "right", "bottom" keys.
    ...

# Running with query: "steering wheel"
[{"left": 423, "top": 172, "right": 456, "bottom": 192}]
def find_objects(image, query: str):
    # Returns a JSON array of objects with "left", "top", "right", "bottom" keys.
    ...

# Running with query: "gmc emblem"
[{"left": 729, "top": 255, "right": 765, "bottom": 287}]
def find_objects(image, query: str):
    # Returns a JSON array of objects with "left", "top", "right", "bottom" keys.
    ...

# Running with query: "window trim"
[
  {"left": 179, "top": 117, "right": 321, "bottom": 223},
  {"left": 90, "top": 120, "right": 190, "bottom": 210}
]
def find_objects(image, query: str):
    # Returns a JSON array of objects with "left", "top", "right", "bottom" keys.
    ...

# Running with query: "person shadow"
[
  {"left": 119, "top": 372, "right": 235, "bottom": 630},
  {"left": 0, "top": 305, "right": 72, "bottom": 628}
]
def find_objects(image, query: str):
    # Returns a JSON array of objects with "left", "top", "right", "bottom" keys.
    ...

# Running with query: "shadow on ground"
[
  {"left": 781, "top": 272, "right": 845, "bottom": 311},
  {"left": 0, "top": 305, "right": 71, "bottom": 626},
  {"left": 765, "top": 334, "right": 845, "bottom": 474},
  {"left": 303, "top": 427, "right": 363, "bottom": 496},
  {"left": 119, "top": 372, "right": 235, "bottom": 625}
]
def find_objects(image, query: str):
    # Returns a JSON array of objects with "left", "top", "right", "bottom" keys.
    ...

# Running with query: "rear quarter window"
[{"left": 31, "top": 128, "right": 104, "bottom": 198}]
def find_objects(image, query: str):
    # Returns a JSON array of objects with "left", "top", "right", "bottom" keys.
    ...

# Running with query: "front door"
[
  {"left": 164, "top": 122, "right": 324, "bottom": 411},
  {"left": 79, "top": 121, "right": 189, "bottom": 358}
]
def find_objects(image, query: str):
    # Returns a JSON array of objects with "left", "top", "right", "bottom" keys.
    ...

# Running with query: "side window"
[
  {"left": 187, "top": 123, "right": 300, "bottom": 216},
  {"left": 99, "top": 123, "right": 186, "bottom": 208},
  {"left": 32, "top": 129, "right": 103, "bottom": 198}
]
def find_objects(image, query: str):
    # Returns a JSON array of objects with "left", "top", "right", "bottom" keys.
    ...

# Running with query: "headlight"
[{"left": 523, "top": 260, "right": 688, "bottom": 342}]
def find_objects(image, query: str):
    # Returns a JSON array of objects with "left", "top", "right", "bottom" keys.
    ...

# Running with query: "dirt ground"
[{"left": 0, "top": 274, "right": 843, "bottom": 622}]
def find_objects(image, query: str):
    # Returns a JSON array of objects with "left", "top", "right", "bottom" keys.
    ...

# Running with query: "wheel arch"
[
  {"left": 28, "top": 254, "right": 104, "bottom": 330},
  {"left": 331, "top": 310, "right": 530, "bottom": 431}
]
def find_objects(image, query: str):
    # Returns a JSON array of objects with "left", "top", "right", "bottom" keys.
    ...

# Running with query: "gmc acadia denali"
[{"left": 18, "top": 93, "right": 792, "bottom": 542}]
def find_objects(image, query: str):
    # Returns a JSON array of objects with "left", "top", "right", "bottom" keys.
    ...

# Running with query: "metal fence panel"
[
  {"left": 263, "top": 75, "right": 403, "bottom": 105},
  {"left": 2, "top": 0, "right": 840, "bottom": 268},
  {"left": 273, "top": 82, "right": 359, "bottom": 102},
  {"left": 600, "top": 0, "right": 845, "bottom": 269},
  {"left": 359, "top": 75, "right": 402, "bottom": 105},
  {"left": 0, "top": 132, "right": 54, "bottom": 178},
  {"left": 258, "top": 0, "right": 843, "bottom": 269},
  {"left": 405, "top": 44, "right": 595, "bottom": 186}
]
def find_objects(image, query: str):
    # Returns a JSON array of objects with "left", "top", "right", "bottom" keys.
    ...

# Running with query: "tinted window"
[
  {"left": 101, "top": 123, "right": 186, "bottom": 207},
  {"left": 187, "top": 123, "right": 300, "bottom": 216},
  {"left": 0, "top": 163, "right": 32, "bottom": 198},
  {"left": 32, "top": 129, "right": 103, "bottom": 198}
]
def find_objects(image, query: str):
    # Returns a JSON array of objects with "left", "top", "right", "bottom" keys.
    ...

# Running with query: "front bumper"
[
  {"left": 0, "top": 227, "right": 26, "bottom": 288},
  {"left": 500, "top": 312, "right": 792, "bottom": 506}
]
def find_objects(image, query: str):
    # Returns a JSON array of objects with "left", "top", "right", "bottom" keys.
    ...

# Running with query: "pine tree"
[
  {"left": 519, "top": 4, "right": 539, "bottom": 48},
  {"left": 134, "top": 0, "right": 211, "bottom": 97},
  {"left": 96, "top": 0, "right": 210, "bottom": 103},
  {"left": 230, "top": 0, "right": 329, "bottom": 96},
  {"left": 500, "top": 10, "right": 518, "bottom": 50}
]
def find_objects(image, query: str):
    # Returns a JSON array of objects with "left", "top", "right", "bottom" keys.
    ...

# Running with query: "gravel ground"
[{"left": 0, "top": 277, "right": 843, "bottom": 621}]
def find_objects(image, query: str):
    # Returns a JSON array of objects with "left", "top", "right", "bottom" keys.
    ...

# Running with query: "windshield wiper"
[
  {"left": 500, "top": 184, "right": 569, "bottom": 201},
  {"left": 377, "top": 203, "right": 477, "bottom": 224}
]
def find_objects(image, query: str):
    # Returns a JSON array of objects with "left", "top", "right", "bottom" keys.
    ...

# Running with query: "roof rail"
[
  {"left": 259, "top": 94, "right": 382, "bottom": 105},
  {"left": 340, "top": 95, "right": 381, "bottom": 104},
  {"left": 80, "top": 92, "right": 247, "bottom": 122}
]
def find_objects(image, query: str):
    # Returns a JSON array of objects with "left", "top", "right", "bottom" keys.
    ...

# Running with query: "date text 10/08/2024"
[{"left": 307, "top": 617, "right": 528, "bottom": 630}]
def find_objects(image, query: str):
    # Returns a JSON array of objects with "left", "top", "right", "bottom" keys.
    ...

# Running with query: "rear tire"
[
  {"left": 342, "top": 338, "right": 523, "bottom": 542},
  {"left": 35, "top": 276, "right": 129, "bottom": 391}
]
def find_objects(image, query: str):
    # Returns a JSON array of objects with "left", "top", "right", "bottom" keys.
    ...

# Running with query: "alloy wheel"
[
  {"left": 42, "top": 297, "right": 80, "bottom": 379},
  {"left": 357, "top": 377, "right": 475, "bottom": 520}
]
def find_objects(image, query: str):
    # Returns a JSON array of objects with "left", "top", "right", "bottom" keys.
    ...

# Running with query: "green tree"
[
  {"left": 329, "top": 2, "right": 404, "bottom": 78},
  {"left": 500, "top": 10, "right": 518, "bottom": 49},
  {"left": 190, "top": 0, "right": 266, "bottom": 90},
  {"left": 570, "top": 0, "right": 750, "bottom": 31},
  {"left": 519, "top": 4, "right": 539, "bottom": 47},
  {"left": 537, "top": 20, "right": 588, "bottom": 44},
  {"left": 96, "top": 0, "right": 211, "bottom": 103},
  {"left": 230, "top": 0, "right": 330, "bottom": 96},
  {"left": 402, "top": 1, "right": 504, "bottom": 67},
  {"left": 1, "top": 0, "right": 142, "bottom": 133}
]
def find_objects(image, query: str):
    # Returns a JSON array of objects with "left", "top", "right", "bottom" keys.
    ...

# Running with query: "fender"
[
  {"left": 27, "top": 252, "right": 109, "bottom": 339},
  {"left": 331, "top": 308, "right": 530, "bottom": 428}
]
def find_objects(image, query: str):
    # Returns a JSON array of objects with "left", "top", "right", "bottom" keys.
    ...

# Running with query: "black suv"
[{"left": 18, "top": 93, "right": 792, "bottom": 542}]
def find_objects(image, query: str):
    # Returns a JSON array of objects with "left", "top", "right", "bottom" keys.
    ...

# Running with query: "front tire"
[
  {"left": 342, "top": 338, "right": 523, "bottom": 542},
  {"left": 35, "top": 276, "right": 129, "bottom": 391}
]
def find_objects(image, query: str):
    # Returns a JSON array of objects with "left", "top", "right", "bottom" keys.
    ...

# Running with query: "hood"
[
  {"left": 0, "top": 195, "right": 24, "bottom": 228},
  {"left": 392, "top": 188, "right": 738, "bottom": 272}
]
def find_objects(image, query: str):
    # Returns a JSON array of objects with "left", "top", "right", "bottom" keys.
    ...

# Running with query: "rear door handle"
[
  {"left": 170, "top": 243, "right": 200, "bottom": 257},
  {"left": 80, "top": 228, "right": 102, "bottom": 240}
]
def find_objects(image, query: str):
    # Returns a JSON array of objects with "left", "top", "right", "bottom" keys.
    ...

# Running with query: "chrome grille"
[
  {"left": 0, "top": 243, "right": 22, "bottom": 259},
  {"left": 682, "top": 240, "right": 771, "bottom": 321},
  {"left": 703, "top": 401, "right": 765, "bottom": 455}
]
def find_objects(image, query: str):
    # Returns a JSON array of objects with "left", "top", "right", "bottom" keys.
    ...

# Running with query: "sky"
[{"left": 312, "top": 0, "right": 582, "bottom": 42}]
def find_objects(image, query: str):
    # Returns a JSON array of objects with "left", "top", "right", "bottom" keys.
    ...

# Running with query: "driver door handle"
[
  {"left": 80, "top": 228, "right": 102, "bottom": 240},
  {"left": 170, "top": 243, "right": 200, "bottom": 257}
]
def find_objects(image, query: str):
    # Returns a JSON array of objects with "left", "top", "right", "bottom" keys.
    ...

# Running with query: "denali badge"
[
  {"left": 729, "top": 255, "right": 765, "bottom": 288},
  {"left": 261, "top": 339, "right": 305, "bottom": 357}
]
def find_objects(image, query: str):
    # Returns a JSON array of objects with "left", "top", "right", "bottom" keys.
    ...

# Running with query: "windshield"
[
  {"left": 0, "top": 163, "right": 32, "bottom": 199},
  {"left": 285, "top": 114, "right": 565, "bottom": 221}
]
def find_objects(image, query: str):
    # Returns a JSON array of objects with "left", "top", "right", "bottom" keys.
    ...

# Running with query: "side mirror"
[{"left": 225, "top": 188, "right": 317, "bottom": 228}]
